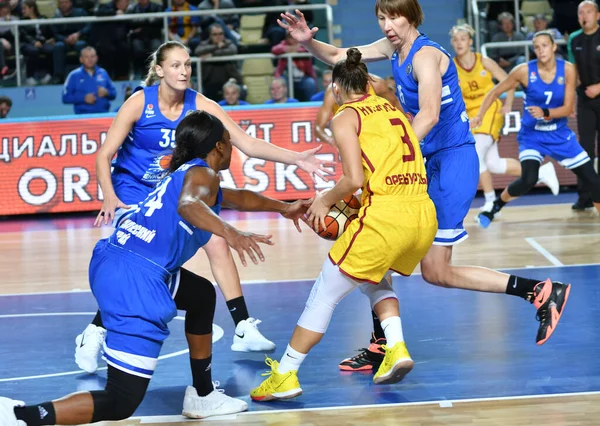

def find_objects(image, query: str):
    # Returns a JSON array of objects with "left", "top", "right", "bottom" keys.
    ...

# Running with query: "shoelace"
[
  {"left": 212, "top": 381, "right": 225, "bottom": 394},
  {"left": 247, "top": 318, "right": 262, "bottom": 328},
  {"left": 347, "top": 348, "right": 370, "bottom": 361},
  {"left": 260, "top": 356, "right": 277, "bottom": 377}
]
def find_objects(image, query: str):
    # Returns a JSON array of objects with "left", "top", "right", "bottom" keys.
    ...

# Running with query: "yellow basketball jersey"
[
  {"left": 331, "top": 84, "right": 376, "bottom": 116},
  {"left": 335, "top": 93, "right": 427, "bottom": 199},
  {"left": 454, "top": 53, "right": 501, "bottom": 112}
]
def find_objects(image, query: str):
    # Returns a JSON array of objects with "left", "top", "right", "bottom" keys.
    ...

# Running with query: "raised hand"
[{"left": 277, "top": 9, "right": 318, "bottom": 43}]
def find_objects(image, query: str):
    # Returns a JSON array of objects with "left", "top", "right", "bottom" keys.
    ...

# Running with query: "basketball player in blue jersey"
[
  {"left": 279, "top": 0, "right": 571, "bottom": 373},
  {"left": 473, "top": 31, "right": 600, "bottom": 227},
  {"left": 74, "top": 41, "right": 334, "bottom": 374},
  {"left": 0, "top": 111, "right": 311, "bottom": 425}
]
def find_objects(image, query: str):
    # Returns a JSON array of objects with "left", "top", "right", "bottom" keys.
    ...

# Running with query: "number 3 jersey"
[
  {"left": 111, "top": 84, "right": 198, "bottom": 205},
  {"left": 108, "top": 158, "right": 223, "bottom": 274}
]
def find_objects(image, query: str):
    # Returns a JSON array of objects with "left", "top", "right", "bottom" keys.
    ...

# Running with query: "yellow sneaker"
[
  {"left": 250, "top": 357, "right": 303, "bottom": 402},
  {"left": 373, "top": 341, "right": 414, "bottom": 385}
]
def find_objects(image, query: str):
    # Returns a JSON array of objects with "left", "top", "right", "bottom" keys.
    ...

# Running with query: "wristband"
[{"left": 542, "top": 108, "right": 550, "bottom": 118}]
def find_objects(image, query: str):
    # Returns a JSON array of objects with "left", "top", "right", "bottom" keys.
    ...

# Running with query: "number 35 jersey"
[
  {"left": 108, "top": 158, "right": 223, "bottom": 274},
  {"left": 111, "top": 84, "right": 198, "bottom": 205}
]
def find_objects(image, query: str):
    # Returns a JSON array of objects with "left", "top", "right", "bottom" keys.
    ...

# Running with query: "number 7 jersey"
[
  {"left": 108, "top": 158, "right": 222, "bottom": 274},
  {"left": 335, "top": 93, "right": 428, "bottom": 199}
]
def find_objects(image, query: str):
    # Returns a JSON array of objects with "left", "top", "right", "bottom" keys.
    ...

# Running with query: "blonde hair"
[
  {"left": 143, "top": 41, "right": 188, "bottom": 87},
  {"left": 449, "top": 23, "right": 475, "bottom": 38}
]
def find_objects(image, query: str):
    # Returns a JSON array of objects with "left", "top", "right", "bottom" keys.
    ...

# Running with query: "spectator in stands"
[
  {"left": 310, "top": 69, "right": 332, "bottom": 101},
  {"left": 272, "top": 32, "right": 317, "bottom": 101},
  {"left": 265, "top": 77, "right": 298, "bottom": 104},
  {"left": 21, "top": 0, "right": 54, "bottom": 86},
  {"left": 218, "top": 78, "right": 249, "bottom": 105},
  {"left": 127, "top": 0, "right": 163, "bottom": 80},
  {"left": 62, "top": 46, "right": 116, "bottom": 114},
  {"left": 261, "top": 0, "right": 312, "bottom": 47},
  {"left": 491, "top": 12, "right": 526, "bottom": 72},
  {"left": 91, "top": 0, "right": 131, "bottom": 81},
  {"left": 195, "top": 22, "right": 242, "bottom": 101},
  {"left": 527, "top": 14, "right": 564, "bottom": 58},
  {"left": 0, "top": 2, "right": 17, "bottom": 80},
  {"left": 196, "top": 0, "right": 240, "bottom": 33},
  {"left": 485, "top": 0, "right": 522, "bottom": 40},
  {"left": 0, "top": 95, "right": 11, "bottom": 117},
  {"left": 166, "top": 0, "right": 202, "bottom": 54},
  {"left": 51, "top": 0, "right": 90, "bottom": 83}
]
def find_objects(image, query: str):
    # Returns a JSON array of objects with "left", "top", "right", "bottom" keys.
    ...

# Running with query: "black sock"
[
  {"left": 190, "top": 356, "right": 213, "bottom": 397},
  {"left": 492, "top": 197, "right": 507, "bottom": 214},
  {"left": 226, "top": 296, "right": 249, "bottom": 326},
  {"left": 91, "top": 310, "right": 104, "bottom": 328},
  {"left": 14, "top": 403, "right": 56, "bottom": 426},
  {"left": 505, "top": 275, "right": 540, "bottom": 301},
  {"left": 372, "top": 311, "right": 385, "bottom": 340}
]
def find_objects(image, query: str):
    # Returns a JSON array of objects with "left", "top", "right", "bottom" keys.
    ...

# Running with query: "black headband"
[{"left": 199, "top": 113, "right": 225, "bottom": 156}]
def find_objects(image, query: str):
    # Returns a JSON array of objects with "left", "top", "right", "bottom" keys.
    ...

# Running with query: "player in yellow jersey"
[
  {"left": 451, "top": 24, "right": 559, "bottom": 212},
  {"left": 250, "top": 48, "right": 437, "bottom": 401},
  {"left": 314, "top": 73, "right": 402, "bottom": 147}
]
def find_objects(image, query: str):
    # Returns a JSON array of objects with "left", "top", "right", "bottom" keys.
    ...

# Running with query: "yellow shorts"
[
  {"left": 470, "top": 100, "right": 504, "bottom": 141},
  {"left": 329, "top": 194, "right": 437, "bottom": 284}
]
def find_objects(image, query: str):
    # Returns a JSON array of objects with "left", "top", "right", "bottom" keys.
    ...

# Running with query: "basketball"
[{"left": 316, "top": 194, "right": 361, "bottom": 241}]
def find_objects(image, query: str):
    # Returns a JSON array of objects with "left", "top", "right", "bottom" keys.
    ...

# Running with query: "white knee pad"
[
  {"left": 359, "top": 272, "right": 397, "bottom": 309},
  {"left": 474, "top": 134, "right": 494, "bottom": 174},
  {"left": 297, "top": 260, "right": 358, "bottom": 333},
  {"left": 485, "top": 141, "right": 508, "bottom": 174}
]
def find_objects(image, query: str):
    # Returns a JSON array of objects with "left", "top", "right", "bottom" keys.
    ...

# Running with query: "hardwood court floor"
[{"left": 0, "top": 199, "right": 598, "bottom": 425}]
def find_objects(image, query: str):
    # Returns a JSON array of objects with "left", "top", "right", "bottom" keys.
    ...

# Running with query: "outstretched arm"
[
  {"left": 278, "top": 9, "right": 394, "bottom": 65},
  {"left": 197, "top": 94, "right": 334, "bottom": 181}
]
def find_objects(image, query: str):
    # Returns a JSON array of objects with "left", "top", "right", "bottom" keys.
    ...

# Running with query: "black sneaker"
[
  {"left": 572, "top": 198, "right": 593, "bottom": 210},
  {"left": 533, "top": 280, "right": 571, "bottom": 346},
  {"left": 339, "top": 334, "right": 386, "bottom": 372}
]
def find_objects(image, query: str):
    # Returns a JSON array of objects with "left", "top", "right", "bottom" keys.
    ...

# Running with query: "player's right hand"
[
  {"left": 277, "top": 9, "right": 318, "bottom": 43},
  {"left": 223, "top": 226, "right": 273, "bottom": 267},
  {"left": 470, "top": 116, "right": 482, "bottom": 129},
  {"left": 95, "top": 196, "right": 130, "bottom": 227}
]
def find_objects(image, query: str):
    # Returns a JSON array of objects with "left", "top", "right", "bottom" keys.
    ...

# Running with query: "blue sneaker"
[{"left": 475, "top": 211, "right": 494, "bottom": 229}]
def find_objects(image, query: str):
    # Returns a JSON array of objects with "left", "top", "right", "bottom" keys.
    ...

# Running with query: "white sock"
[
  {"left": 484, "top": 191, "right": 496, "bottom": 203},
  {"left": 278, "top": 344, "right": 307, "bottom": 374},
  {"left": 381, "top": 316, "right": 404, "bottom": 347}
]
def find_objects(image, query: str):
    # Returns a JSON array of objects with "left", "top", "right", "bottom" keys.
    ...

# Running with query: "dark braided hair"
[{"left": 169, "top": 111, "right": 225, "bottom": 172}]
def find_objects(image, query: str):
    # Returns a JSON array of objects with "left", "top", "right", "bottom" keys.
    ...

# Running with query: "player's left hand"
[
  {"left": 281, "top": 199, "right": 312, "bottom": 232},
  {"left": 585, "top": 84, "right": 600, "bottom": 99},
  {"left": 526, "top": 106, "right": 544, "bottom": 119},
  {"left": 295, "top": 145, "right": 336, "bottom": 183},
  {"left": 306, "top": 193, "right": 329, "bottom": 233}
]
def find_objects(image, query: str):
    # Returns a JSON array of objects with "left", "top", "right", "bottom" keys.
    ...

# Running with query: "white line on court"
[
  {"left": 533, "top": 233, "right": 600, "bottom": 239},
  {"left": 135, "top": 389, "right": 600, "bottom": 423},
  {"left": 2, "top": 263, "right": 598, "bottom": 297},
  {"left": 525, "top": 237, "right": 564, "bottom": 266}
]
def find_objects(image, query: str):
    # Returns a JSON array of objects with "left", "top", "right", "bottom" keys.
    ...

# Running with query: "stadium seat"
[{"left": 244, "top": 75, "right": 273, "bottom": 104}]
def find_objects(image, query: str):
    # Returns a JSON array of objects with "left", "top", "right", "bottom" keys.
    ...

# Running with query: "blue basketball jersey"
[
  {"left": 111, "top": 85, "right": 198, "bottom": 205},
  {"left": 522, "top": 59, "right": 568, "bottom": 133},
  {"left": 391, "top": 34, "right": 474, "bottom": 157},
  {"left": 108, "top": 158, "right": 222, "bottom": 274}
]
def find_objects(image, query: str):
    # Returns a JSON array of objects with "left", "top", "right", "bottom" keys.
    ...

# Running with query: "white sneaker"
[
  {"left": 0, "top": 398, "right": 26, "bottom": 426},
  {"left": 75, "top": 324, "right": 107, "bottom": 373},
  {"left": 182, "top": 383, "right": 248, "bottom": 419},
  {"left": 538, "top": 162, "right": 560, "bottom": 196},
  {"left": 231, "top": 318, "right": 275, "bottom": 352},
  {"left": 479, "top": 200, "right": 495, "bottom": 212}
]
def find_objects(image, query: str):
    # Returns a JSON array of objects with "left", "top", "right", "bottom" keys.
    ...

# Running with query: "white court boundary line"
[
  {"left": 2, "top": 263, "right": 598, "bottom": 297},
  {"left": 135, "top": 389, "right": 600, "bottom": 423},
  {"left": 0, "top": 313, "right": 223, "bottom": 382},
  {"left": 525, "top": 237, "right": 564, "bottom": 266}
]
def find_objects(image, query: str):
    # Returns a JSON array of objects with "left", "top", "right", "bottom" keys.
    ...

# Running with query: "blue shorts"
[
  {"left": 89, "top": 239, "right": 178, "bottom": 379},
  {"left": 426, "top": 144, "right": 479, "bottom": 245},
  {"left": 518, "top": 127, "right": 590, "bottom": 169}
]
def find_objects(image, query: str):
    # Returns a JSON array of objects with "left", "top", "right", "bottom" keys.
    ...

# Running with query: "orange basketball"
[{"left": 316, "top": 194, "right": 361, "bottom": 241}]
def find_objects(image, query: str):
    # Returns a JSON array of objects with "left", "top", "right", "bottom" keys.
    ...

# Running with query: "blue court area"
[{"left": 1, "top": 264, "right": 599, "bottom": 416}]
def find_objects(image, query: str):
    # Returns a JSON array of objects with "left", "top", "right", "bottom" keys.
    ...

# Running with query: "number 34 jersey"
[
  {"left": 335, "top": 93, "right": 428, "bottom": 199},
  {"left": 108, "top": 158, "right": 222, "bottom": 274},
  {"left": 111, "top": 84, "right": 198, "bottom": 205}
]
